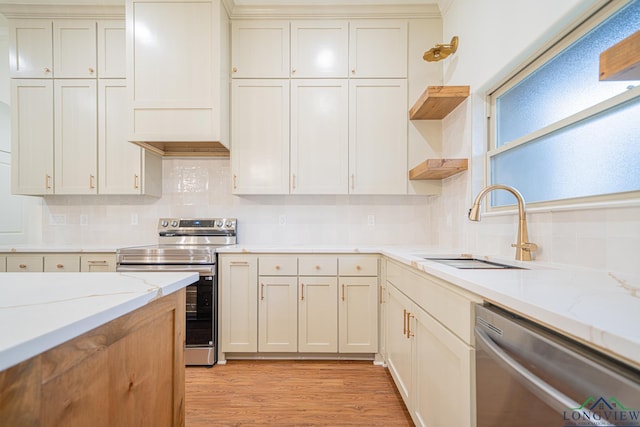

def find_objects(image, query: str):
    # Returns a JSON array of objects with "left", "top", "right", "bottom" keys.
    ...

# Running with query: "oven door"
[{"left": 116, "top": 264, "right": 217, "bottom": 366}]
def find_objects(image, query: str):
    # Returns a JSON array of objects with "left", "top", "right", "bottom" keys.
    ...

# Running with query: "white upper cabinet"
[
  {"left": 231, "top": 20, "right": 289, "bottom": 78},
  {"left": 349, "top": 79, "right": 408, "bottom": 194},
  {"left": 98, "top": 80, "right": 162, "bottom": 196},
  {"left": 53, "top": 20, "right": 97, "bottom": 78},
  {"left": 127, "top": 0, "right": 229, "bottom": 145},
  {"left": 290, "top": 79, "right": 349, "bottom": 194},
  {"left": 9, "top": 19, "right": 53, "bottom": 78},
  {"left": 54, "top": 79, "right": 98, "bottom": 195},
  {"left": 349, "top": 20, "right": 408, "bottom": 78},
  {"left": 97, "top": 21, "right": 126, "bottom": 78},
  {"left": 231, "top": 79, "right": 290, "bottom": 194},
  {"left": 10, "top": 79, "right": 54, "bottom": 195},
  {"left": 290, "top": 20, "right": 348, "bottom": 78}
]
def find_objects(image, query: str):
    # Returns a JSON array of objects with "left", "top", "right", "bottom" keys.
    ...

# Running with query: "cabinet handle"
[
  {"left": 292, "top": 174, "right": 296, "bottom": 190},
  {"left": 89, "top": 174, "right": 95, "bottom": 189},
  {"left": 88, "top": 67, "right": 95, "bottom": 74},
  {"left": 45, "top": 174, "right": 52, "bottom": 189},
  {"left": 233, "top": 174, "right": 237, "bottom": 189},
  {"left": 56, "top": 263, "right": 64, "bottom": 269},
  {"left": 134, "top": 174, "right": 139, "bottom": 189},
  {"left": 87, "top": 260, "right": 108, "bottom": 265},
  {"left": 341, "top": 284, "right": 345, "bottom": 301},
  {"left": 230, "top": 261, "right": 249, "bottom": 265},
  {"left": 379, "top": 285, "right": 383, "bottom": 304},
  {"left": 351, "top": 174, "right": 355, "bottom": 191},
  {"left": 232, "top": 67, "right": 237, "bottom": 73},
  {"left": 44, "top": 67, "right": 51, "bottom": 74},
  {"left": 260, "top": 283, "right": 265, "bottom": 300},
  {"left": 407, "top": 312, "right": 415, "bottom": 339},
  {"left": 403, "top": 309, "right": 407, "bottom": 335},
  {"left": 301, "top": 283, "right": 304, "bottom": 301},
  {"left": 19, "top": 263, "right": 27, "bottom": 269}
]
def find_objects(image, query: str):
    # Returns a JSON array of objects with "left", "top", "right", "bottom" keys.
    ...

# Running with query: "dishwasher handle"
[{"left": 475, "top": 326, "right": 614, "bottom": 426}]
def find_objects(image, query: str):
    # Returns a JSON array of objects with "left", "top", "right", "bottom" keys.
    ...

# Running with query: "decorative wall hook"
[{"left": 423, "top": 36, "right": 459, "bottom": 62}]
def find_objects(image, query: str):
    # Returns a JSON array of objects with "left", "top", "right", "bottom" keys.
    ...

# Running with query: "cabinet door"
[
  {"left": 0, "top": 256, "right": 5, "bottom": 272},
  {"left": 54, "top": 79, "right": 98, "bottom": 194},
  {"left": 258, "top": 276, "right": 298, "bottom": 352},
  {"left": 412, "top": 306, "right": 474, "bottom": 427},
  {"left": 291, "top": 80, "right": 348, "bottom": 194},
  {"left": 6, "top": 255, "right": 44, "bottom": 272},
  {"left": 231, "top": 20, "right": 289, "bottom": 78},
  {"left": 98, "top": 20, "right": 126, "bottom": 78},
  {"left": 80, "top": 254, "right": 117, "bottom": 272},
  {"left": 386, "top": 284, "right": 413, "bottom": 407},
  {"left": 349, "top": 20, "right": 407, "bottom": 78},
  {"left": 10, "top": 79, "right": 54, "bottom": 195},
  {"left": 298, "top": 276, "right": 338, "bottom": 353},
  {"left": 290, "top": 20, "right": 348, "bottom": 78},
  {"left": 220, "top": 256, "right": 258, "bottom": 353},
  {"left": 99, "top": 79, "right": 143, "bottom": 195},
  {"left": 44, "top": 254, "right": 80, "bottom": 272},
  {"left": 53, "top": 20, "right": 97, "bottom": 78},
  {"left": 231, "top": 79, "right": 290, "bottom": 194},
  {"left": 8, "top": 19, "right": 53, "bottom": 78},
  {"left": 338, "top": 276, "right": 378, "bottom": 353},
  {"left": 349, "top": 79, "right": 407, "bottom": 194}
]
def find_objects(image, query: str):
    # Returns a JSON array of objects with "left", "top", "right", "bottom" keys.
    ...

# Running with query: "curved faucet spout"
[{"left": 468, "top": 184, "right": 538, "bottom": 261}]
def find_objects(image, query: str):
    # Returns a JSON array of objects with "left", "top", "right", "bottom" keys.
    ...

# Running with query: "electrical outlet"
[
  {"left": 367, "top": 215, "right": 375, "bottom": 226},
  {"left": 80, "top": 215, "right": 89, "bottom": 226},
  {"left": 278, "top": 215, "right": 286, "bottom": 226},
  {"left": 131, "top": 213, "right": 138, "bottom": 225},
  {"left": 49, "top": 214, "right": 67, "bottom": 226}
]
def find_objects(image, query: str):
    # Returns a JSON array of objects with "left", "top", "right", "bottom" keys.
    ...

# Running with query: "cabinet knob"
[
  {"left": 315, "top": 265, "right": 320, "bottom": 270},
  {"left": 19, "top": 264, "right": 27, "bottom": 269},
  {"left": 44, "top": 67, "right": 51, "bottom": 74},
  {"left": 351, "top": 68, "right": 356, "bottom": 74},
  {"left": 88, "top": 67, "right": 95, "bottom": 74},
  {"left": 292, "top": 68, "right": 296, "bottom": 74},
  {"left": 356, "top": 265, "right": 362, "bottom": 270},
  {"left": 275, "top": 265, "right": 280, "bottom": 270},
  {"left": 232, "top": 67, "right": 237, "bottom": 73},
  {"left": 57, "top": 264, "right": 64, "bottom": 269}
]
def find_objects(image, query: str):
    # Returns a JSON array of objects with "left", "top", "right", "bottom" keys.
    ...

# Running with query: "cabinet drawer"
[
  {"left": 81, "top": 254, "right": 116, "bottom": 272},
  {"left": 299, "top": 255, "right": 338, "bottom": 276},
  {"left": 44, "top": 254, "right": 80, "bottom": 272},
  {"left": 339, "top": 256, "right": 378, "bottom": 276},
  {"left": 7, "top": 255, "right": 44, "bottom": 272},
  {"left": 259, "top": 255, "right": 298, "bottom": 276}
]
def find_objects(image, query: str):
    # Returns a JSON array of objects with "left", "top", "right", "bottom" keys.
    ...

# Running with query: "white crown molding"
[
  {"left": 0, "top": 4, "right": 124, "bottom": 19},
  {"left": 229, "top": 3, "right": 440, "bottom": 19}
]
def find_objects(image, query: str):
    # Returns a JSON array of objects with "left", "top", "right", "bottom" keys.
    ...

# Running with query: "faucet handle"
[{"left": 511, "top": 242, "right": 538, "bottom": 252}]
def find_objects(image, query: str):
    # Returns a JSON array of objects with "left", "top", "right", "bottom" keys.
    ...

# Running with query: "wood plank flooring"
[{"left": 185, "top": 360, "right": 413, "bottom": 426}]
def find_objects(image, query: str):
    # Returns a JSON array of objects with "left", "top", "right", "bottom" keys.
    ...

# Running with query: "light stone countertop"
[
  {"left": 0, "top": 272, "right": 198, "bottom": 372},
  {"left": 218, "top": 244, "right": 640, "bottom": 369}
]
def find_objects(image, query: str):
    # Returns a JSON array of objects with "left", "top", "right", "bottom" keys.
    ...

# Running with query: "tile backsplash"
[{"left": 41, "top": 158, "right": 433, "bottom": 248}]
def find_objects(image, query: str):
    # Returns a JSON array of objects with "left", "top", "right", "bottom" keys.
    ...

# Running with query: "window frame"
[{"left": 485, "top": 0, "right": 640, "bottom": 212}]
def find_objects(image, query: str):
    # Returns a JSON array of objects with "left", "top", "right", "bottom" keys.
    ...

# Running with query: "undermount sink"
[{"left": 424, "top": 258, "right": 525, "bottom": 270}]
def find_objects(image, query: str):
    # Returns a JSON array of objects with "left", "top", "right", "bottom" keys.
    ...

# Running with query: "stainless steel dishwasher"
[{"left": 475, "top": 304, "right": 640, "bottom": 427}]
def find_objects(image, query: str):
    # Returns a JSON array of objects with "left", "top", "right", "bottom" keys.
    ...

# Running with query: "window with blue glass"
[{"left": 488, "top": 0, "right": 640, "bottom": 207}]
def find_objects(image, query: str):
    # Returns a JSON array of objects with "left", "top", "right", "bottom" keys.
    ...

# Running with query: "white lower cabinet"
[
  {"left": 0, "top": 256, "right": 5, "bottom": 272},
  {"left": 80, "top": 254, "right": 116, "bottom": 272},
  {"left": 4, "top": 253, "right": 115, "bottom": 273},
  {"left": 219, "top": 255, "right": 259, "bottom": 353},
  {"left": 44, "top": 254, "right": 80, "bottom": 272},
  {"left": 384, "top": 259, "right": 480, "bottom": 427},
  {"left": 219, "top": 253, "right": 379, "bottom": 359},
  {"left": 6, "top": 255, "right": 44, "bottom": 272}
]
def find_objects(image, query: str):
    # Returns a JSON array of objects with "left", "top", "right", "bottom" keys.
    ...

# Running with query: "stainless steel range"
[{"left": 116, "top": 218, "right": 237, "bottom": 366}]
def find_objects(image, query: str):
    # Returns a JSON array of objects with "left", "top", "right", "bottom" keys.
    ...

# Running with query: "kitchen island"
[{"left": 0, "top": 272, "right": 198, "bottom": 426}]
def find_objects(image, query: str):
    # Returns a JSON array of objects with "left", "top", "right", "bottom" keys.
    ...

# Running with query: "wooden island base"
[{"left": 0, "top": 289, "right": 186, "bottom": 427}]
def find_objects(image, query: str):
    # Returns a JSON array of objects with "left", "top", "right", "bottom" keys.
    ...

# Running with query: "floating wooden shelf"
[
  {"left": 409, "top": 159, "right": 468, "bottom": 180},
  {"left": 409, "top": 85, "right": 470, "bottom": 120},
  {"left": 600, "top": 30, "right": 640, "bottom": 81},
  {"left": 131, "top": 141, "right": 230, "bottom": 157}
]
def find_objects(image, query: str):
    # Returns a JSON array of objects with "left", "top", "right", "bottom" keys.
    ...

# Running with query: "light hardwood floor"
[{"left": 185, "top": 360, "right": 413, "bottom": 426}]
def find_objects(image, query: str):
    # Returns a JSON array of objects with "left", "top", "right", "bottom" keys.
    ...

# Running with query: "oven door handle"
[
  {"left": 475, "top": 326, "right": 611, "bottom": 424},
  {"left": 116, "top": 265, "right": 214, "bottom": 275}
]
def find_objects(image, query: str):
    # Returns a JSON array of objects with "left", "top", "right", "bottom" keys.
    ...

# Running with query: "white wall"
[{"left": 434, "top": 0, "right": 640, "bottom": 276}]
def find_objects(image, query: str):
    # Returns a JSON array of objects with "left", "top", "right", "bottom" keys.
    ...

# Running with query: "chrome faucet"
[{"left": 468, "top": 184, "right": 538, "bottom": 261}]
